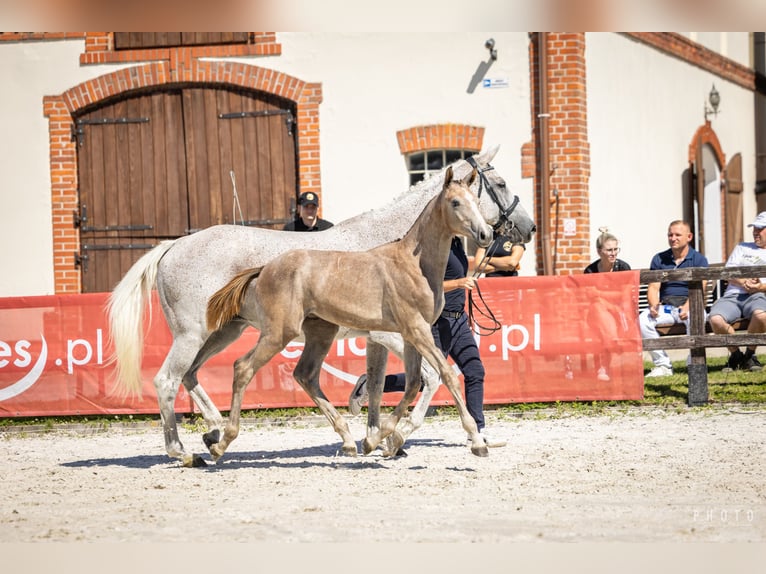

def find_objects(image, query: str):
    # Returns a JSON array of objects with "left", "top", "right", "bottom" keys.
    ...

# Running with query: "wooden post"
[{"left": 686, "top": 279, "right": 708, "bottom": 406}]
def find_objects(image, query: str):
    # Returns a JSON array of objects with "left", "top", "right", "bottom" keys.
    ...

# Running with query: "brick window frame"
[
  {"left": 396, "top": 124, "right": 485, "bottom": 182},
  {"left": 43, "top": 58, "right": 322, "bottom": 293}
]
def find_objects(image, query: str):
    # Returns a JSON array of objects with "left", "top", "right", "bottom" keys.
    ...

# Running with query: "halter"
[{"left": 466, "top": 156, "right": 519, "bottom": 235}]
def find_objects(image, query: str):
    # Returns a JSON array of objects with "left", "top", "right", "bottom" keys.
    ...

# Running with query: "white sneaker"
[
  {"left": 348, "top": 374, "right": 368, "bottom": 416},
  {"left": 596, "top": 367, "right": 610, "bottom": 381},
  {"left": 645, "top": 365, "right": 673, "bottom": 378},
  {"left": 467, "top": 431, "right": 507, "bottom": 448}
]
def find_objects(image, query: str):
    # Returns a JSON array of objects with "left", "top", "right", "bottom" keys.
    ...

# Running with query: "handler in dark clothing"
[
  {"left": 474, "top": 232, "right": 525, "bottom": 277},
  {"left": 282, "top": 191, "right": 333, "bottom": 232},
  {"left": 348, "top": 236, "right": 505, "bottom": 448}
]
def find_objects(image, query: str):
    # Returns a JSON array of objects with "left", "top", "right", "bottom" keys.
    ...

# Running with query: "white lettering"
[
  {"left": 347, "top": 337, "right": 366, "bottom": 357},
  {"left": 501, "top": 314, "right": 541, "bottom": 358},
  {"left": 67, "top": 338, "right": 93, "bottom": 374},
  {"left": 0, "top": 340, "right": 9, "bottom": 368},
  {"left": 14, "top": 340, "right": 32, "bottom": 368}
]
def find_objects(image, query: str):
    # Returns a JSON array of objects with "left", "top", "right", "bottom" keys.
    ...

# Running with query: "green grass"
[
  {"left": 642, "top": 354, "right": 766, "bottom": 406},
  {"left": 2, "top": 356, "right": 765, "bottom": 431}
]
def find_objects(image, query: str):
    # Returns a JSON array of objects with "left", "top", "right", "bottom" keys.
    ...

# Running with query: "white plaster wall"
[
  {"left": 249, "top": 32, "right": 534, "bottom": 256},
  {"left": 0, "top": 33, "right": 759, "bottom": 295},
  {"left": 586, "top": 32, "right": 756, "bottom": 270},
  {"left": 0, "top": 39, "right": 128, "bottom": 296}
]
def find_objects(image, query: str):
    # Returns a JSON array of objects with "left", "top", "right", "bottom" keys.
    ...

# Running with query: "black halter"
[{"left": 466, "top": 156, "right": 519, "bottom": 235}]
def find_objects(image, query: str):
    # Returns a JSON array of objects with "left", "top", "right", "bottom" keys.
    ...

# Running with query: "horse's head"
[
  {"left": 464, "top": 146, "right": 536, "bottom": 245},
  {"left": 442, "top": 165, "right": 492, "bottom": 248}
]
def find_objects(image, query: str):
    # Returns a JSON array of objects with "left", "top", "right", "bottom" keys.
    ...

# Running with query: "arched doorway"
[{"left": 686, "top": 123, "right": 728, "bottom": 264}]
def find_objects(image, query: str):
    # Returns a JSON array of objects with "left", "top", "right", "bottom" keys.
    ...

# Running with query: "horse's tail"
[
  {"left": 106, "top": 240, "right": 177, "bottom": 397},
  {"left": 206, "top": 266, "right": 264, "bottom": 332}
]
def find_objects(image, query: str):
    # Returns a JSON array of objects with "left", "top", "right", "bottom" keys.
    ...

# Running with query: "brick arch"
[
  {"left": 44, "top": 61, "right": 322, "bottom": 293},
  {"left": 688, "top": 121, "right": 725, "bottom": 167},
  {"left": 396, "top": 124, "right": 484, "bottom": 154}
]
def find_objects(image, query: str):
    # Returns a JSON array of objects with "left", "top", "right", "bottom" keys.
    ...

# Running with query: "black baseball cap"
[{"left": 298, "top": 192, "right": 319, "bottom": 206}]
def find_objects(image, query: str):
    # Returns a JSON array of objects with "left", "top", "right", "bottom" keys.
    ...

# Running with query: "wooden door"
[
  {"left": 182, "top": 87, "right": 296, "bottom": 232},
  {"left": 725, "top": 152, "right": 744, "bottom": 256},
  {"left": 75, "top": 86, "right": 297, "bottom": 292},
  {"left": 75, "top": 90, "right": 188, "bottom": 293}
]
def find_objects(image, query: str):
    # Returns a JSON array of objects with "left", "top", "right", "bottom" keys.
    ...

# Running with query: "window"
[{"left": 407, "top": 149, "right": 472, "bottom": 185}]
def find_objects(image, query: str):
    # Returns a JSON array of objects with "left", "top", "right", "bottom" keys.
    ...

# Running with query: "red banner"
[{"left": 0, "top": 272, "right": 643, "bottom": 417}]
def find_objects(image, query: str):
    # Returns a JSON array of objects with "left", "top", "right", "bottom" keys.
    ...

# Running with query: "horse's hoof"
[
  {"left": 202, "top": 429, "right": 220, "bottom": 448},
  {"left": 471, "top": 445, "right": 490, "bottom": 457},
  {"left": 191, "top": 454, "right": 208, "bottom": 467}
]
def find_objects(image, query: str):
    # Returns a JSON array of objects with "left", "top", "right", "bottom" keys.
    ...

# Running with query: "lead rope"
[{"left": 468, "top": 238, "right": 503, "bottom": 336}]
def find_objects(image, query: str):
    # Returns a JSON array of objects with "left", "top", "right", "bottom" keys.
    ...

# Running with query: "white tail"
[{"left": 106, "top": 240, "right": 176, "bottom": 397}]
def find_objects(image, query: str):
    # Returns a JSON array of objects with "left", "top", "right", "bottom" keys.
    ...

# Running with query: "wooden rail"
[{"left": 639, "top": 264, "right": 766, "bottom": 406}]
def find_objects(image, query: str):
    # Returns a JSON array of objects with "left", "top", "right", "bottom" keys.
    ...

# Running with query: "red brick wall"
[
  {"left": 36, "top": 34, "right": 321, "bottom": 294},
  {"left": 526, "top": 33, "right": 591, "bottom": 276}
]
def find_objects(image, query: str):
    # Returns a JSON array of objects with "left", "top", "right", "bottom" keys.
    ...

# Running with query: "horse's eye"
[{"left": 451, "top": 199, "right": 460, "bottom": 208}]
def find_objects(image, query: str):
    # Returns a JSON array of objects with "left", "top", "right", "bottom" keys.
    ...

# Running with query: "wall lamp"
[
  {"left": 704, "top": 84, "right": 721, "bottom": 120},
  {"left": 485, "top": 38, "right": 497, "bottom": 61}
]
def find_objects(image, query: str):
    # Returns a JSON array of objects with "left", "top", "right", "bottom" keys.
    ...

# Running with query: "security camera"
[{"left": 485, "top": 38, "right": 497, "bottom": 60}]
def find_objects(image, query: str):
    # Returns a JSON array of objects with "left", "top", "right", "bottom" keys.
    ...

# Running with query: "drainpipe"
[{"left": 538, "top": 32, "right": 553, "bottom": 275}]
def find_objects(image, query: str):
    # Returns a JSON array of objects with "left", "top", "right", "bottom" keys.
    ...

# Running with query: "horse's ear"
[
  {"left": 444, "top": 165, "right": 454, "bottom": 186},
  {"left": 476, "top": 145, "right": 499, "bottom": 164}
]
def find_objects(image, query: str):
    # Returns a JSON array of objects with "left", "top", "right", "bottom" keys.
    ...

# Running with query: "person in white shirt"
[{"left": 708, "top": 211, "right": 766, "bottom": 371}]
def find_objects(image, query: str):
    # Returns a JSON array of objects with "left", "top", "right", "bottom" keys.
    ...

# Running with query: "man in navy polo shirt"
[{"left": 639, "top": 220, "right": 709, "bottom": 377}]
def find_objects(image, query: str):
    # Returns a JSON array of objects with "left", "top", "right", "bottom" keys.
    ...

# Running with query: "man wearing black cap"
[{"left": 282, "top": 191, "right": 333, "bottom": 232}]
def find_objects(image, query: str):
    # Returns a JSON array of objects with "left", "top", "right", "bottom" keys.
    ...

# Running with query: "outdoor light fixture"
[
  {"left": 485, "top": 38, "right": 497, "bottom": 61},
  {"left": 704, "top": 84, "right": 721, "bottom": 120}
]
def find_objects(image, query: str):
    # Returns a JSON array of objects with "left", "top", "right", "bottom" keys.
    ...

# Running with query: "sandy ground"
[{"left": 1, "top": 406, "right": 764, "bottom": 543}]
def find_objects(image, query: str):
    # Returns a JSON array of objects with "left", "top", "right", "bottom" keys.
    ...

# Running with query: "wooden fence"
[{"left": 639, "top": 264, "right": 766, "bottom": 406}]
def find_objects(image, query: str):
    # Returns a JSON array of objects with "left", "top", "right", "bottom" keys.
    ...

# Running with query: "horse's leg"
[
  {"left": 291, "top": 319, "right": 358, "bottom": 456},
  {"left": 152, "top": 333, "right": 208, "bottom": 467},
  {"left": 359, "top": 339, "right": 389, "bottom": 455},
  {"left": 181, "top": 318, "right": 249, "bottom": 451},
  {"left": 404, "top": 324, "right": 488, "bottom": 457},
  {"left": 207, "top": 333, "right": 289, "bottom": 461}
]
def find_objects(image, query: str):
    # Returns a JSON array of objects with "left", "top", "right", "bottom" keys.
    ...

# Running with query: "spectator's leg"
[{"left": 639, "top": 309, "right": 673, "bottom": 369}]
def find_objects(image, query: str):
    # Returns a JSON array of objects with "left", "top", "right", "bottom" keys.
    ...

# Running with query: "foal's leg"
[
  {"left": 367, "top": 331, "right": 440, "bottom": 452},
  {"left": 182, "top": 318, "right": 249, "bottom": 454},
  {"left": 291, "top": 320, "right": 359, "bottom": 456},
  {"left": 207, "top": 333, "right": 290, "bottom": 461},
  {"left": 377, "top": 343, "right": 424, "bottom": 456},
  {"left": 404, "top": 324, "right": 488, "bottom": 457},
  {"left": 383, "top": 358, "right": 440, "bottom": 456}
]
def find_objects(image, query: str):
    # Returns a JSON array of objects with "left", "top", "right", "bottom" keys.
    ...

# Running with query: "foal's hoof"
[
  {"left": 339, "top": 444, "right": 358, "bottom": 457},
  {"left": 208, "top": 443, "right": 225, "bottom": 461},
  {"left": 202, "top": 429, "right": 221, "bottom": 448},
  {"left": 471, "top": 444, "right": 490, "bottom": 457},
  {"left": 361, "top": 438, "right": 376, "bottom": 455},
  {"left": 382, "top": 446, "right": 407, "bottom": 458}
]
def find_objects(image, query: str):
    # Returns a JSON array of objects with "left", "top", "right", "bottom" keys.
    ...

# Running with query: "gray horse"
[{"left": 107, "top": 146, "right": 535, "bottom": 466}]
